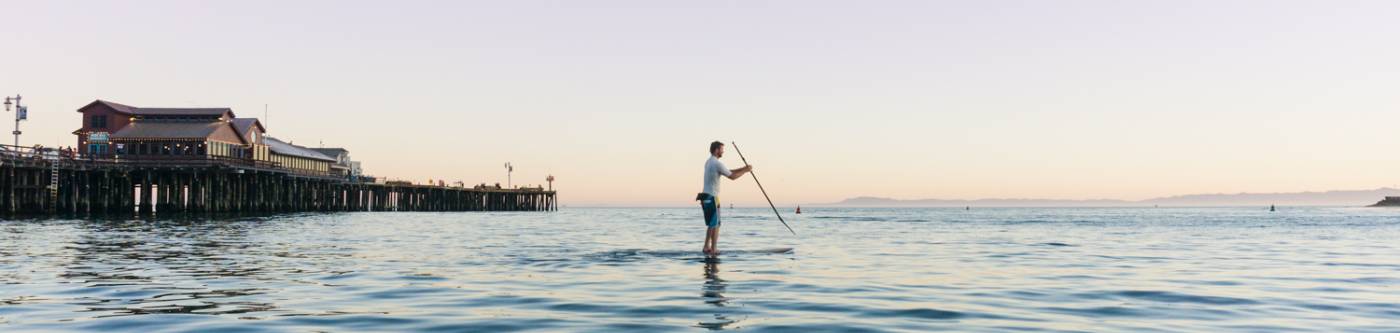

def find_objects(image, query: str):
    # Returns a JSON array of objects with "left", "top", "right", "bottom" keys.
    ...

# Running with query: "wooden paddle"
[{"left": 731, "top": 142, "right": 796, "bottom": 235}]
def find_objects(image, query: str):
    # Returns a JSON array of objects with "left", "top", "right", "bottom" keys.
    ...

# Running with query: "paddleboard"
[{"left": 704, "top": 247, "right": 794, "bottom": 256}]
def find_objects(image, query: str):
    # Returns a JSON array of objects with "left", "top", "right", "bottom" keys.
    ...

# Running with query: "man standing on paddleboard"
[{"left": 698, "top": 141, "right": 753, "bottom": 256}]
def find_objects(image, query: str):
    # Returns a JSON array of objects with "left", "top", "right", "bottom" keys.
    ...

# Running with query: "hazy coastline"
[{"left": 815, "top": 188, "right": 1400, "bottom": 208}]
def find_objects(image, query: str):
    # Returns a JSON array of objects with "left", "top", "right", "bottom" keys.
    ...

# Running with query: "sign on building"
[{"left": 89, "top": 132, "right": 110, "bottom": 143}]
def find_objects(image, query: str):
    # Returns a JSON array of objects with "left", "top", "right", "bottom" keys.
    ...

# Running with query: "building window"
[{"left": 90, "top": 115, "right": 108, "bottom": 129}]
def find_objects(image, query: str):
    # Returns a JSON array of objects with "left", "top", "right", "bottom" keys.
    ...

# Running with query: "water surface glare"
[{"left": 2, "top": 207, "right": 1399, "bottom": 332}]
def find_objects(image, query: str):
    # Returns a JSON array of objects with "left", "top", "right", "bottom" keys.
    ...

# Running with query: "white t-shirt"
[{"left": 702, "top": 155, "right": 732, "bottom": 196}]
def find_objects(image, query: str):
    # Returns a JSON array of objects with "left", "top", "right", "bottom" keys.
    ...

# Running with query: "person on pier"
[{"left": 696, "top": 141, "right": 752, "bottom": 256}]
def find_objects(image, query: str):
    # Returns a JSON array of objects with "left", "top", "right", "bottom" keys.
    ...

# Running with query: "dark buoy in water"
[
  {"left": 795, "top": 206, "right": 802, "bottom": 214},
  {"left": 1270, "top": 205, "right": 1276, "bottom": 212},
  {"left": 966, "top": 206, "right": 970, "bottom": 211}
]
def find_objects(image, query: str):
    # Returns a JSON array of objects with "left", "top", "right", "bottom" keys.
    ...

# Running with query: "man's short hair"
[{"left": 709, "top": 141, "right": 725, "bottom": 154}]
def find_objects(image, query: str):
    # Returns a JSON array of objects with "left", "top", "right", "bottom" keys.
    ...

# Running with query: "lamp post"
[
  {"left": 2, "top": 94, "right": 26, "bottom": 146},
  {"left": 546, "top": 175, "right": 554, "bottom": 191},
  {"left": 504, "top": 162, "right": 514, "bottom": 188}
]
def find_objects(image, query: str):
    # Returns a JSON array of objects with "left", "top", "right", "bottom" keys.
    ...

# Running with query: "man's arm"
[{"left": 726, "top": 165, "right": 753, "bottom": 180}]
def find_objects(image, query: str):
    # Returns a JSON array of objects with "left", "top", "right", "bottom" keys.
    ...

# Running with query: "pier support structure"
[{"left": 0, "top": 157, "right": 556, "bottom": 216}]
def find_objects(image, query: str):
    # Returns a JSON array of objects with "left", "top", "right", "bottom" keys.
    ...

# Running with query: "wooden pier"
[{"left": 0, "top": 145, "right": 556, "bottom": 216}]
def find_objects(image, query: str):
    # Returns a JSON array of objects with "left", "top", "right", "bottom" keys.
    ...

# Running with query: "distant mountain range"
[{"left": 817, "top": 188, "right": 1400, "bottom": 207}]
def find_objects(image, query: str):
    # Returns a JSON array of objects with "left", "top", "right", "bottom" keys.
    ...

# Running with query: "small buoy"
[
  {"left": 795, "top": 206, "right": 802, "bottom": 214},
  {"left": 1270, "top": 205, "right": 1276, "bottom": 212}
]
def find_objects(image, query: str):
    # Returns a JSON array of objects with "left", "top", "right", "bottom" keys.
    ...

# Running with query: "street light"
[
  {"left": 546, "top": 175, "right": 554, "bottom": 191},
  {"left": 2, "top": 94, "right": 25, "bottom": 146},
  {"left": 504, "top": 162, "right": 514, "bottom": 188}
]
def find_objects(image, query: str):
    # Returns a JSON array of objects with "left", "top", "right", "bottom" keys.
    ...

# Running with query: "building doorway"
[{"left": 88, "top": 143, "right": 108, "bottom": 156}]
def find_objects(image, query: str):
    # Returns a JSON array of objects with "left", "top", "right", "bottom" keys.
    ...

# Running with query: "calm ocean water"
[{"left": 1, "top": 207, "right": 1398, "bottom": 332}]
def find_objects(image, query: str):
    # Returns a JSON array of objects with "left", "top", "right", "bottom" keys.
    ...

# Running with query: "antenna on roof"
[{"left": 264, "top": 104, "right": 268, "bottom": 129}]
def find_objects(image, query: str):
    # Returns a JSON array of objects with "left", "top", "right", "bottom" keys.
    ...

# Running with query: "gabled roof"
[
  {"left": 110, "top": 121, "right": 238, "bottom": 142},
  {"left": 88, "top": 100, "right": 137, "bottom": 114},
  {"left": 231, "top": 118, "right": 265, "bottom": 137},
  {"left": 265, "top": 137, "right": 336, "bottom": 162},
  {"left": 79, "top": 100, "right": 236, "bottom": 117}
]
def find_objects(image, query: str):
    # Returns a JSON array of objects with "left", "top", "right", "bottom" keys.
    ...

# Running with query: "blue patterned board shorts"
[{"left": 696, "top": 193, "right": 720, "bottom": 228}]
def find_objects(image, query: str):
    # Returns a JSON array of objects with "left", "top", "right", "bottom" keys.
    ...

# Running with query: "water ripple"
[{"left": 0, "top": 208, "right": 1396, "bottom": 332}]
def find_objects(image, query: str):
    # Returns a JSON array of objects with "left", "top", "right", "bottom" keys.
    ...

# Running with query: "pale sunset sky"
[{"left": 1, "top": 1, "right": 1397, "bottom": 206}]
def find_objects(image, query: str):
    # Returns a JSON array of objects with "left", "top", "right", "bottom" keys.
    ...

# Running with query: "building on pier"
[
  {"left": 74, "top": 100, "right": 256, "bottom": 160},
  {"left": 264, "top": 137, "right": 336, "bottom": 176},
  {"left": 309, "top": 147, "right": 365, "bottom": 181},
  {"left": 74, "top": 100, "right": 242, "bottom": 156},
  {"left": 72, "top": 99, "right": 351, "bottom": 177}
]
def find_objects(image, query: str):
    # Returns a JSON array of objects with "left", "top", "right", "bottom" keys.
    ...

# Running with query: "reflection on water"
[
  {"left": 0, "top": 208, "right": 1398, "bottom": 332},
  {"left": 698, "top": 258, "right": 739, "bottom": 330}
]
